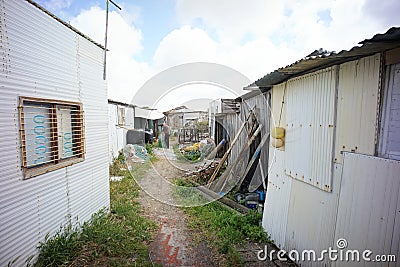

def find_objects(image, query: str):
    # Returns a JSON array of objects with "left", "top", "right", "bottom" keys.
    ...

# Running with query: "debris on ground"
[
  {"left": 124, "top": 144, "right": 150, "bottom": 162},
  {"left": 184, "top": 159, "right": 222, "bottom": 184},
  {"left": 178, "top": 138, "right": 216, "bottom": 162}
]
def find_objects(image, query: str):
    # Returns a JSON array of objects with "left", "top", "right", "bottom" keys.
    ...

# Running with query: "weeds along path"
[{"left": 136, "top": 148, "right": 217, "bottom": 267}]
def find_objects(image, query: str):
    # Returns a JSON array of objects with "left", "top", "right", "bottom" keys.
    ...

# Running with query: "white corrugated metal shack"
[
  {"left": 247, "top": 28, "right": 400, "bottom": 266},
  {"left": 108, "top": 99, "right": 135, "bottom": 162},
  {"left": 0, "top": 1, "right": 109, "bottom": 265}
]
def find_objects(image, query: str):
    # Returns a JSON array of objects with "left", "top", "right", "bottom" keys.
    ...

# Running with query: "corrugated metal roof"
[
  {"left": 26, "top": 0, "right": 104, "bottom": 49},
  {"left": 249, "top": 27, "right": 400, "bottom": 89},
  {"left": 108, "top": 99, "right": 136, "bottom": 108}
]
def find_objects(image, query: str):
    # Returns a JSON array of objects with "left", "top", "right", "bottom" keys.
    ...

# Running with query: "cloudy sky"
[{"left": 36, "top": 0, "right": 399, "bottom": 111}]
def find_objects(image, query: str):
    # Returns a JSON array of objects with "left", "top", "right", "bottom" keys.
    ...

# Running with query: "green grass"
[
  {"left": 184, "top": 203, "right": 270, "bottom": 266},
  {"left": 172, "top": 144, "right": 186, "bottom": 161},
  {"left": 172, "top": 178, "right": 271, "bottom": 266},
  {"left": 34, "top": 158, "right": 157, "bottom": 267}
]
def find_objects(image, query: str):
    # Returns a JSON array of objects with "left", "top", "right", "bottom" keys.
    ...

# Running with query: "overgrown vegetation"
[
  {"left": 172, "top": 144, "right": 201, "bottom": 162},
  {"left": 109, "top": 150, "right": 126, "bottom": 176},
  {"left": 172, "top": 178, "right": 270, "bottom": 266},
  {"left": 145, "top": 143, "right": 154, "bottom": 156},
  {"left": 184, "top": 203, "right": 269, "bottom": 266},
  {"left": 172, "top": 144, "right": 186, "bottom": 161},
  {"left": 183, "top": 150, "right": 201, "bottom": 161},
  {"left": 34, "top": 157, "right": 157, "bottom": 267}
]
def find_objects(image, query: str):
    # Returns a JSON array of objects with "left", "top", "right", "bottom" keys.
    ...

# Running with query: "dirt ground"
[
  {"left": 136, "top": 147, "right": 296, "bottom": 267},
  {"left": 136, "top": 151, "right": 218, "bottom": 266}
]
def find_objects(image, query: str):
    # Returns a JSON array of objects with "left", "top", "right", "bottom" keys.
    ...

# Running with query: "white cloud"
[
  {"left": 70, "top": 5, "right": 152, "bottom": 102},
  {"left": 69, "top": 0, "right": 399, "bottom": 108},
  {"left": 153, "top": 0, "right": 398, "bottom": 82},
  {"left": 42, "top": 0, "right": 72, "bottom": 12},
  {"left": 153, "top": 25, "right": 218, "bottom": 69}
]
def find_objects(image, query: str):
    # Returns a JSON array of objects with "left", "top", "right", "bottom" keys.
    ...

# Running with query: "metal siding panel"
[
  {"left": 285, "top": 162, "right": 342, "bottom": 267},
  {"left": 285, "top": 67, "right": 336, "bottom": 191},
  {"left": 263, "top": 149, "right": 291, "bottom": 249},
  {"left": 335, "top": 54, "right": 381, "bottom": 163},
  {"left": 0, "top": 1, "right": 109, "bottom": 265},
  {"left": 262, "top": 85, "right": 290, "bottom": 249},
  {"left": 381, "top": 63, "right": 400, "bottom": 160},
  {"left": 334, "top": 153, "right": 400, "bottom": 266}
]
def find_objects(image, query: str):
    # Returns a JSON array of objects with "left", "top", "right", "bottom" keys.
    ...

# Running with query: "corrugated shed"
[
  {"left": 108, "top": 102, "right": 135, "bottom": 162},
  {"left": 335, "top": 54, "right": 381, "bottom": 163},
  {"left": 334, "top": 152, "right": 400, "bottom": 267},
  {"left": 285, "top": 67, "right": 337, "bottom": 191},
  {"left": 0, "top": 1, "right": 109, "bottom": 265}
]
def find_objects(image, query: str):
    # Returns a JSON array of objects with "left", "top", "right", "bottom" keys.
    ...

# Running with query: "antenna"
[{"left": 103, "top": 0, "right": 122, "bottom": 80}]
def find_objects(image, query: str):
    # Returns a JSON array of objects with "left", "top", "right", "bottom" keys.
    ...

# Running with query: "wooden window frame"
[{"left": 18, "top": 96, "right": 85, "bottom": 179}]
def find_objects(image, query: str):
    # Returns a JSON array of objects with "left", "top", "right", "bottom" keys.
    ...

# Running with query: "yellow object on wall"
[{"left": 271, "top": 127, "right": 285, "bottom": 139}]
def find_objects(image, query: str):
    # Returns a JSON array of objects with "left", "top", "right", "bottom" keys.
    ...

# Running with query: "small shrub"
[
  {"left": 183, "top": 150, "right": 201, "bottom": 161},
  {"left": 145, "top": 143, "right": 154, "bottom": 156}
]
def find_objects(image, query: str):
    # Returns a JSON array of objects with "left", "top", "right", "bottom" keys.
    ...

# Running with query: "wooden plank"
[
  {"left": 207, "top": 111, "right": 253, "bottom": 187},
  {"left": 385, "top": 47, "right": 400, "bottom": 65},
  {"left": 233, "top": 132, "right": 270, "bottom": 191},
  {"left": 193, "top": 183, "right": 250, "bottom": 214},
  {"left": 205, "top": 138, "right": 226, "bottom": 160},
  {"left": 214, "top": 125, "right": 263, "bottom": 192}
]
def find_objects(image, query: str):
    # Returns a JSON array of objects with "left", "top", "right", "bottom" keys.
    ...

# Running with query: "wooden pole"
[
  {"left": 217, "top": 125, "right": 262, "bottom": 192},
  {"left": 234, "top": 132, "right": 270, "bottom": 191}
]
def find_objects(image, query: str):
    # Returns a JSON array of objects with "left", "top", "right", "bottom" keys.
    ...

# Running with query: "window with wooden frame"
[{"left": 18, "top": 97, "right": 85, "bottom": 178}]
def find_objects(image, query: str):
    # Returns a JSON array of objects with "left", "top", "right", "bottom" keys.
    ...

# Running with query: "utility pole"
[{"left": 103, "top": 0, "right": 121, "bottom": 80}]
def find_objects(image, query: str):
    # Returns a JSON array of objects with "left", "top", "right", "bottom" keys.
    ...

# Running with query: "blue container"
[{"left": 256, "top": 190, "right": 265, "bottom": 202}]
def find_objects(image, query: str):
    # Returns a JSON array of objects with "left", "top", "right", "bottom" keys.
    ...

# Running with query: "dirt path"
[
  {"left": 136, "top": 148, "right": 217, "bottom": 266},
  {"left": 135, "top": 147, "right": 296, "bottom": 267}
]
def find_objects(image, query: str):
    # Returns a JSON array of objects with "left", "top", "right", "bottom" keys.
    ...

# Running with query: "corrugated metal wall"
[
  {"left": 379, "top": 62, "right": 400, "bottom": 160},
  {"left": 285, "top": 165, "right": 342, "bottom": 266},
  {"left": 263, "top": 149, "right": 292, "bottom": 249},
  {"left": 285, "top": 67, "right": 337, "bottom": 192},
  {"left": 263, "top": 83, "right": 290, "bottom": 248},
  {"left": 0, "top": 1, "right": 109, "bottom": 265},
  {"left": 334, "top": 152, "right": 400, "bottom": 267},
  {"left": 335, "top": 54, "right": 381, "bottom": 163},
  {"left": 108, "top": 104, "right": 126, "bottom": 162}
]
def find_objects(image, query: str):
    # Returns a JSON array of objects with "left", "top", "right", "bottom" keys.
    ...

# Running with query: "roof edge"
[{"left": 27, "top": 0, "right": 105, "bottom": 49}]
